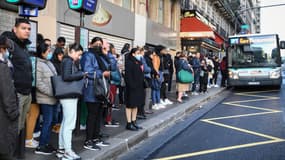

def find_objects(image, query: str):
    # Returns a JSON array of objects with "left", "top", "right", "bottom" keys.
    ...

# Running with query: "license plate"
[{"left": 248, "top": 82, "right": 260, "bottom": 85}]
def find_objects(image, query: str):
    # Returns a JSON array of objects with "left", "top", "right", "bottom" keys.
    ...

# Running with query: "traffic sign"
[{"left": 18, "top": 5, "right": 38, "bottom": 17}]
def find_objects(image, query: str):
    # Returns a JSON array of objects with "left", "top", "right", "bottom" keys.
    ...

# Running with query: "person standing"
[
  {"left": 0, "top": 35, "right": 19, "bottom": 160},
  {"left": 156, "top": 45, "right": 173, "bottom": 105},
  {"left": 176, "top": 52, "right": 193, "bottom": 103},
  {"left": 57, "top": 43, "right": 86, "bottom": 160},
  {"left": 50, "top": 47, "right": 65, "bottom": 133},
  {"left": 34, "top": 43, "right": 57, "bottom": 155},
  {"left": 191, "top": 52, "right": 201, "bottom": 95},
  {"left": 81, "top": 37, "right": 111, "bottom": 151},
  {"left": 137, "top": 47, "right": 152, "bottom": 119},
  {"left": 125, "top": 47, "right": 145, "bottom": 131},
  {"left": 199, "top": 59, "right": 209, "bottom": 94},
  {"left": 9, "top": 18, "right": 33, "bottom": 159},
  {"left": 220, "top": 56, "right": 228, "bottom": 87},
  {"left": 212, "top": 56, "right": 220, "bottom": 87}
]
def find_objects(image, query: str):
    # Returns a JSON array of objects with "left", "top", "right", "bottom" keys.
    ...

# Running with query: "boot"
[
  {"left": 126, "top": 122, "right": 138, "bottom": 131},
  {"left": 132, "top": 121, "right": 143, "bottom": 130}
]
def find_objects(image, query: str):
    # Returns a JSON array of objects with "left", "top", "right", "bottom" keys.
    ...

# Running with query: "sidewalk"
[{"left": 25, "top": 86, "right": 225, "bottom": 160}]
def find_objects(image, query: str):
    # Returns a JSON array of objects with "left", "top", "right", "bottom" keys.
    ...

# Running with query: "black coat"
[
  {"left": 10, "top": 33, "right": 33, "bottom": 95},
  {"left": 61, "top": 56, "right": 84, "bottom": 82},
  {"left": 0, "top": 60, "right": 19, "bottom": 155},
  {"left": 125, "top": 55, "right": 145, "bottom": 108}
]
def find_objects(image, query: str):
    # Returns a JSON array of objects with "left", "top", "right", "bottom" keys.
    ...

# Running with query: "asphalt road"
[{"left": 120, "top": 86, "right": 285, "bottom": 160}]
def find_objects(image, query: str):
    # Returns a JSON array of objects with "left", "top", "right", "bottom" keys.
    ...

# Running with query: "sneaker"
[
  {"left": 33, "top": 131, "right": 41, "bottom": 138},
  {"left": 56, "top": 149, "right": 65, "bottom": 158},
  {"left": 214, "top": 84, "right": 219, "bottom": 88},
  {"left": 34, "top": 145, "right": 54, "bottom": 155},
  {"left": 164, "top": 99, "right": 173, "bottom": 105},
  {"left": 63, "top": 150, "right": 81, "bottom": 160},
  {"left": 94, "top": 139, "right": 110, "bottom": 147},
  {"left": 158, "top": 103, "right": 166, "bottom": 109},
  {"left": 104, "top": 120, "right": 120, "bottom": 127},
  {"left": 207, "top": 85, "right": 211, "bottom": 89},
  {"left": 160, "top": 99, "right": 168, "bottom": 105},
  {"left": 25, "top": 139, "right": 39, "bottom": 148},
  {"left": 192, "top": 92, "right": 199, "bottom": 96},
  {"left": 152, "top": 104, "right": 159, "bottom": 110},
  {"left": 84, "top": 140, "right": 101, "bottom": 151}
]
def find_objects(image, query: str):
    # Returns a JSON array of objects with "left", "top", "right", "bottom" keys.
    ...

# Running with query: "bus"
[{"left": 227, "top": 34, "right": 283, "bottom": 88}]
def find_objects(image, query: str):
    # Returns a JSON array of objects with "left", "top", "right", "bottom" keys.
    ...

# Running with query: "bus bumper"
[{"left": 228, "top": 78, "right": 282, "bottom": 87}]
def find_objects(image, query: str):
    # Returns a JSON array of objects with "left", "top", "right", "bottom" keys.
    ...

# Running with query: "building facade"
[
  {"left": 180, "top": 0, "right": 260, "bottom": 55},
  {"left": 0, "top": 0, "right": 181, "bottom": 52}
]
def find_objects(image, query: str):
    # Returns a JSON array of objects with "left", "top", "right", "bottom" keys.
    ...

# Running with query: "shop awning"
[
  {"left": 180, "top": 17, "right": 215, "bottom": 39},
  {"left": 214, "top": 32, "right": 224, "bottom": 46}
]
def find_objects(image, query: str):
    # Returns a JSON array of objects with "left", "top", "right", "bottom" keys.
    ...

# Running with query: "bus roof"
[{"left": 229, "top": 33, "right": 278, "bottom": 38}]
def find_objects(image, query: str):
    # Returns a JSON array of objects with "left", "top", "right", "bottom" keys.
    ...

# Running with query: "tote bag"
[
  {"left": 178, "top": 69, "right": 194, "bottom": 83},
  {"left": 51, "top": 76, "right": 84, "bottom": 99}
]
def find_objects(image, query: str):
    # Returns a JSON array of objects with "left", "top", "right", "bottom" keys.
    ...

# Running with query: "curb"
[{"left": 79, "top": 88, "right": 226, "bottom": 160}]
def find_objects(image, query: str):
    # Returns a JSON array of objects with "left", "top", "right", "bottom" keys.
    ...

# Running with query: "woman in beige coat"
[{"left": 34, "top": 43, "right": 58, "bottom": 155}]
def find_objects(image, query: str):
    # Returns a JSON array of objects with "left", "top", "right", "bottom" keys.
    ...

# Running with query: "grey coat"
[
  {"left": 0, "top": 60, "right": 19, "bottom": 155},
  {"left": 36, "top": 58, "right": 57, "bottom": 105}
]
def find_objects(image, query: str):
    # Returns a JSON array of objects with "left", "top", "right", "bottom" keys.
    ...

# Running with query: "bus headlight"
[
  {"left": 270, "top": 69, "right": 281, "bottom": 79},
  {"left": 229, "top": 71, "right": 239, "bottom": 79}
]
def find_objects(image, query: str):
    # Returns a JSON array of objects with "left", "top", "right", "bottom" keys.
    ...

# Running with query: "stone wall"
[{"left": 0, "top": 8, "right": 17, "bottom": 34}]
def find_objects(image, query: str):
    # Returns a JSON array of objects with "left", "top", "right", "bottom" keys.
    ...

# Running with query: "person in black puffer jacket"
[{"left": 4, "top": 18, "right": 33, "bottom": 159}]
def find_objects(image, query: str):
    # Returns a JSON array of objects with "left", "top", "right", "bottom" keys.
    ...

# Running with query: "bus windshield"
[{"left": 228, "top": 35, "right": 280, "bottom": 68}]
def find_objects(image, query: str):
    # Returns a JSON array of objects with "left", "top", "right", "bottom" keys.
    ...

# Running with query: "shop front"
[{"left": 180, "top": 10, "right": 224, "bottom": 56}]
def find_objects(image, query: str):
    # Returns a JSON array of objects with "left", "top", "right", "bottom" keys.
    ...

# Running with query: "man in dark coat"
[
  {"left": 10, "top": 18, "right": 33, "bottom": 159},
  {"left": 0, "top": 35, "right": 19, "bottom": 159}
]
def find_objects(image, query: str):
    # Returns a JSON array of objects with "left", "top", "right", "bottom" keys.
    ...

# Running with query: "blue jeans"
[
  {"left": 192, "top": 69, "right": 200, "bottom": 92},
  {"left": 52, "top": 103, "right": 62, "bottom": 125},
  {"left": 39, "top": 104, "right": 55, "bottom": 147},
  {"left": 151, "top": 89, "right": 160, "bottom": 104}
]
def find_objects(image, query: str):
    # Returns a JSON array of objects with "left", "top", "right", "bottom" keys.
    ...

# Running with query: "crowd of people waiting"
[{"left": 0, "top": 18, "right": 228, "bottom": 160}]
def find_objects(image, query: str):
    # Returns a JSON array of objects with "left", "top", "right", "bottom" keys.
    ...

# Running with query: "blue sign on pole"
[
  {"left": 23, "top": 0, "right": 45, "bottom": 8},
  {"left": 18, "top": 5, "right": 38, "bottom": 17},
  {"left": 83, "top": 0, "right": 97, "bottom": 13},
  {"left": 67, "top": 0, "right": 97, "bottom": 14}
]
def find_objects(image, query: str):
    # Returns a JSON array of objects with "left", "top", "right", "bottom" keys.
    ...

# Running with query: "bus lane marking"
[{"left": 155, "top": 91, "right": 284, "bottom": 160}]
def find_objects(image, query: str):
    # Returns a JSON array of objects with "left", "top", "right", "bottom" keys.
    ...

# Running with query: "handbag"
[
  {"left": 51, "top": 76, "right": 84, "bottom": 99},
  {"left": 144, "top": 77, "right": 151, "bottom": 88},
  {"left": 94, "top": 72, "right": 110, "bottom": 103},
  {"left": 178, "top": 69, "right": 194, "bottom": 83},
  {"left": 110, "top": 70, "right": 121, "bottom": 86}
]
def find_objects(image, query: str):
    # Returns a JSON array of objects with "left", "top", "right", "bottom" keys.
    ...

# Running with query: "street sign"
[
  {"left": 83, "top": 0, "right": 97, "bottom": 13},
  {"left": 67, "top": 0, "right": 97, "bottom": 14},
  {"left": 18, "top": 5, "right": 38, "bottom": 17},
  {"left": 5, "top": 0, "right": 47, "bottom": 10}
]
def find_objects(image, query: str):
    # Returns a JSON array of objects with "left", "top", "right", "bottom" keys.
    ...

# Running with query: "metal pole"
[{"left": 80, "top": 12, "right": 84, "bottom": 27}]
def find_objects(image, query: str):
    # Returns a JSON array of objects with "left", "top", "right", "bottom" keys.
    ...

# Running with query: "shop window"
[{"left": 158, "top": 0, "right": 164, "bottom": 24}]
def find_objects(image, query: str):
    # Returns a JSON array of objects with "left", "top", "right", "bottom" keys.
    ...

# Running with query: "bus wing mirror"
[{"left": 280, "top": 41, "right": 285, "bottom": 49}]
